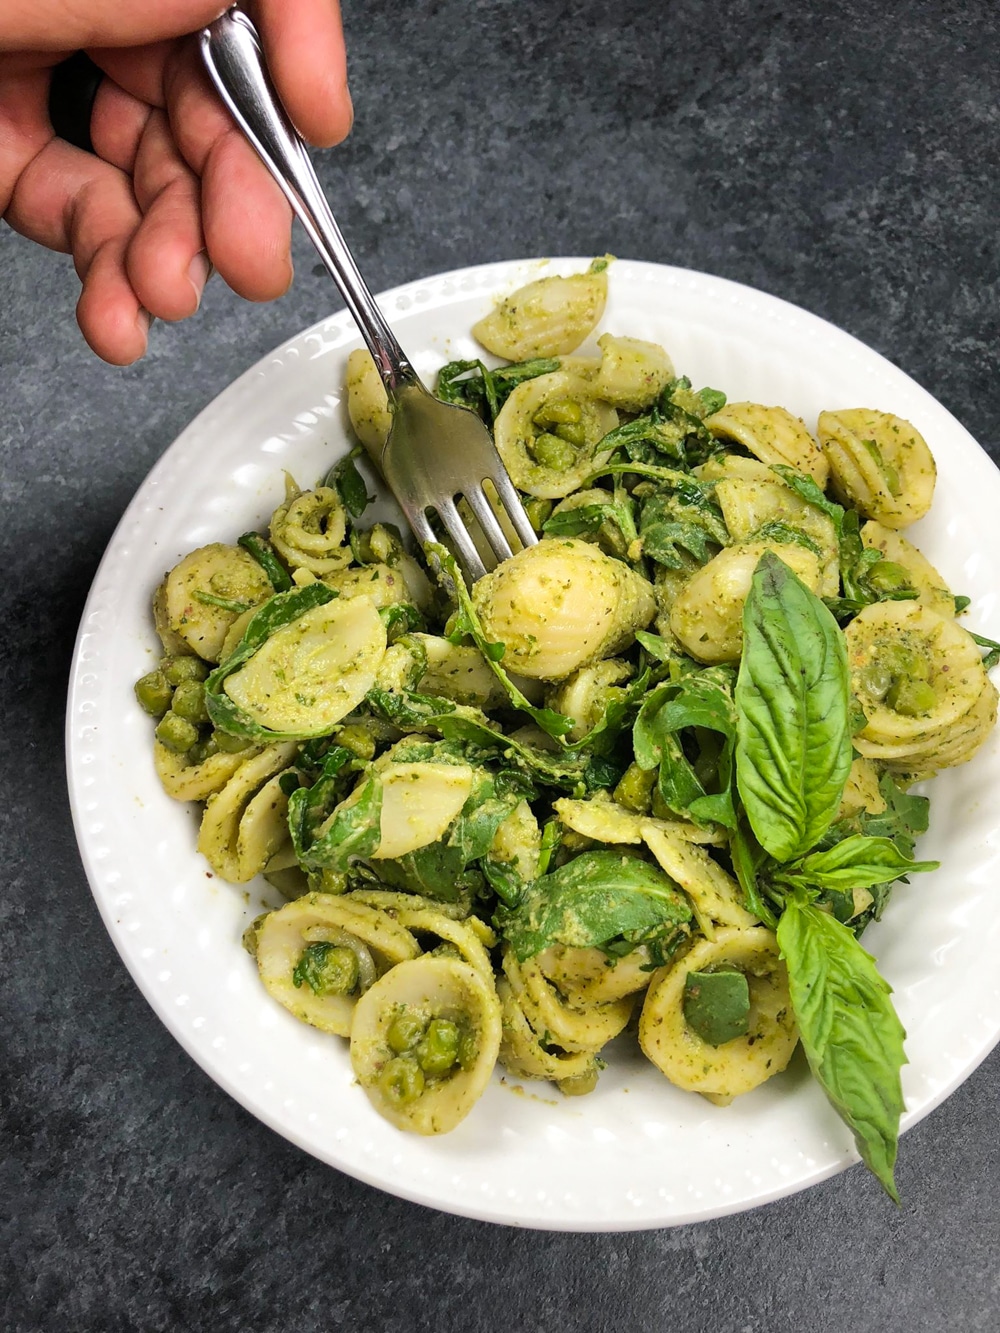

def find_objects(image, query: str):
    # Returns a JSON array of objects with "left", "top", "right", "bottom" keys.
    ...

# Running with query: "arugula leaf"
[
  {"left": 634, "top": 666, "right": 738, "bottom": 828},
  {"left": 969, "top": 630, "right": 1000, "bottom": 671},
  {"left": 595, "top": 411, "right": 688, "bottom": 467},
  {"left": 328, "top": 448, "right": 373, "bottom": 519},
  {"left": 365, "top": 686, "right": 589, "bottom": 790},
  {"left": 371, "top": 766, "right": 527, "bottom": 902},
  {"left": 378, "top": 602, "right": 426, "bottom": 643},
  {"left": 204, "top": 584, "right": 336, "bottom": 740},
  {"left": 768, "top": 467, "right": 916, "bottom": 615},
  {"left": 431, "top": 544, "right": 574, "bottom": 739},
  {"left": 435, "top": 357, "right": 560, "bottom": 423},
  {"left": 862, "top": 774, "right": 930, "bottom": 859},
  {"left": 237, "top": 531, "right": 293, "bottom": 593},
  {"left": 772, "top": 835, "right": 938, "bottom": 893},
  {"left": 503, "top": 850, "right": 692, "bottom": 961},
  {"left": 777, "top": 893, "right": 907, "bottom": 1201},
  {"left": 735, "top": 551, "right": 853, "bottom": 860},
  {"left": 542, "top": 486, "right": 638, "bottom": 554},
  {"left": 638, "top": 488, "right": 728, "bottom": 570},
  {"left": 289, "top": 773, "right": 383, "bottom": 872}
]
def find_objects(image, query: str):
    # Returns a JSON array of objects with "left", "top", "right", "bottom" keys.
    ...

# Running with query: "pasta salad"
[{"left": 134, "top": 261, "right": 999, "bottom": 1197}]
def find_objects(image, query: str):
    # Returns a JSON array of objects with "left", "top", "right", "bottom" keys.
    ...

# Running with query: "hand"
[{"left": 0, "top": 1, "right": 351, "bottom": 364}]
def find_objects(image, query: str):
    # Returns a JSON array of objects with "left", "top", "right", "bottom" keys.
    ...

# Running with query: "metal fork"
[{"left": 200, "top": 6, "right": 537, "bottom": 581}]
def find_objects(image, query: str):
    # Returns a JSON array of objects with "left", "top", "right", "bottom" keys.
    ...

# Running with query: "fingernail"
[
  {"left": 188, "top": 252, "right": 212, "bottom": 308},
  {"left": 135, "top": 308, "right": 151, "bottom": 339}
]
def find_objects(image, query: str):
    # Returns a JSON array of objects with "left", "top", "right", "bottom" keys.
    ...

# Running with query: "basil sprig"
[
  {"left": 735, "top": 551, "right": 853, "bottom": 861},
  {"left": 204, "top": 583, "right": 335, "bottom": 741},
  {"left": 777, "top": 892, "right": 908, "bottom": 1202}
]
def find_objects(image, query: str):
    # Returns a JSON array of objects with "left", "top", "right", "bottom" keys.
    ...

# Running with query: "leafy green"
[
  {"left": 769, "top": 468, "right": 916, "bottom": 616},
  {"left": 238, "top": 531, "right": 293, "bottom": 592},
  {"left": 204, "top": 584, "right": 336, "bottom": 741},
  {"left": 289, "top": 773, "right": 383, "bottom": 872},
  {"left": 683, "top": 970, "right": 750, "bottom": 1046},
  {"left": 861, "top": 774, "right": 930, "bottom": 859},
  {"left": 595, "top": 411, "right": 688, "bottom": 468},
  {"left": 772, "top": 835, "right": 938, "bottom": 894},
  {"left": 374, "top": 766, "right": 528, "bottom": 902},
  {"left": 969, "top": 630, "right": 1000, "bottom": 671},
  {"left": 633, "top": 665, "right": 738, "bottom": 828},
  {"left": 735, "top": 552, "right": 853, "bottom": 860},
  {"left": 328, "top": 448, "right": 373, "bottom": 519},
  {"left": 364, "top": 686, "right": 589, "bottom": 790},
  {"left": 378, "top": 602, "right": 426, "bottom": 643},
  {"left": 638, "top": 487, "right": 728, "bottom": 571},
  {"left": 431, "top": 544, "right": 574, "bottom": 738},
  {"left": 503, "top": 850, "right": 692, "bottom": 962},
  {"left": 777, "top": 892, "right": 907, "bottom": 1201},
  {"left": 542, "top": 485, "right": 638, "bottom": 553},
  {"left": 435, "top": 357, "right": 560, "bottom": 423}
]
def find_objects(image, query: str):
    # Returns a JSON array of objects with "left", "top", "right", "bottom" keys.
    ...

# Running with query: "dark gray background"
[{"left": 3, "top": 1, "right": 999, "bottom": 1329}]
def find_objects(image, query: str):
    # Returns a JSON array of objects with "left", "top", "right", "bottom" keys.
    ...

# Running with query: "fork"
[{"left": 200, "top": 6, "right": 537, "bottom": 581}]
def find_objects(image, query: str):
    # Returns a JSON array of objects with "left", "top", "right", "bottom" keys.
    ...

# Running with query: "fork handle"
[{"left": 200, "top": 7, "right": 418, "bottom": 397}]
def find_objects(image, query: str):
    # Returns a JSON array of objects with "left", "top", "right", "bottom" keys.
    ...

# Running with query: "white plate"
[{"left": 67, "top": 258, "right": 1000, "bottom": 1230}]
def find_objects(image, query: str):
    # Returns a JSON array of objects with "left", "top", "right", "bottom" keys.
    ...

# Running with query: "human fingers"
[
  {"left": 0, "top": 1, "right": 226, "bottom": 52},
  {"left": 5, "top": 137, "right": 147, "bottom": 363},
  {"left": 254, "top": 0, "right": 351, "bottom": 147},
  {"left": 163, "top": 41, "right": 293, "bottom": 301},
  {"left": 126, "top": 108, "right": 209, "bottom": 322}
]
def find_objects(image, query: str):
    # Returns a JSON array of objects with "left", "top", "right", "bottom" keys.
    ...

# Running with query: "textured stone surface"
[{"left": 2, "top": 0, "right": 1000, "bottom": 1329}]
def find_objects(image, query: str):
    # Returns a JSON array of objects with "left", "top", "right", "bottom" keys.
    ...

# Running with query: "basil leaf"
[
  {"left": 773, "top": 835, "right": 938, "bottom": 893},
  {"left": 204, "top": 584, "right": 336, "bottom": 740},
  {"left": 289, "top": 774, "right": 383, "bottom": 872},
  {"left": 503, "top": 849, "right": 692, "bottom": 962},
  {"left": 777, "top": 893, "right": 906, "bottom": 1202},
  {"left": 735, "top": 551, "right": 852, "bottom": 860},
  {"left": 683, "top": 970, "right": 750, "bottom": 1046},
  {"left": 328, "top": 449, "right": 373, "bottom": 519}
]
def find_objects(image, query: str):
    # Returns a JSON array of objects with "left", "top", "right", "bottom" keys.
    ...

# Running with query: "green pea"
[
  {"left": 154, "top": 711, "right": 200, "bottom": 754},
  {"left": 614, "top": 762, "right": 656, "bottom": 814},
  {"left": 171, "top": 680, "right": 210, "bottom": 724},
  {"left": 378, "top": 1056, "right": 425, "bottom": 1107},
  {"left": 162, "top": 655, "right": 209, "bottom": 685},
  {"left": 134, "top": 669, "right": 173, "bottom": 718},
  {"left": 556, "top": 1066, "right": 600, "bottom": 1097},
  {"left": 292, "top": 942, "right": 359, "bottom": 996},
  {"left": 187, "top": 736, "right": 219, "bottom": 765},
  {"left": 859, "top": 661, "right": 893, "bottom": 702},
  {"left": 531, "top": 398, "right": 582, "bottom": 427},
  {"left": 456, "top": 1024, "right": 479, "bottom": 1072},
  {"left": 867, "top": 560, "right": 913, "bottom": 595},
  {"left": 211, "top": 729, "right": 252, "bottom": 753},
  {"left": 553, "top": 421, "right": 587, "bottom": 446},
  {"left": 531, "top": 432, "right": 576, "bottom": 470},
  {"left": 882, "top": 462, "right": 902, "bottom": 497},
  {"left": 387, "top": 1010, "right": 427, "bottom": 1054},
  {"left": 524, "top": 497, "right": 554, "bottom": 533},
  {"left": 333, "top": 724, "right": 376, "bottom": 761},
  {"left": 416, "top": 1018, "right": 460, "bottom": 1076},
  {"left": 887, "top": 676, "right": 936, "bottom": 717}
]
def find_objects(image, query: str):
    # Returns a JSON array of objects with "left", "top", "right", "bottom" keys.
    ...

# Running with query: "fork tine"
[
  {"left": 488, "top": 467, "right": 539, "bottom": 551},
  {"left": 463, "top": 485, "right": 515, "bottom": 566},
  {"left": 436, "top": 498, "right": 489, "bottom": 583}
]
